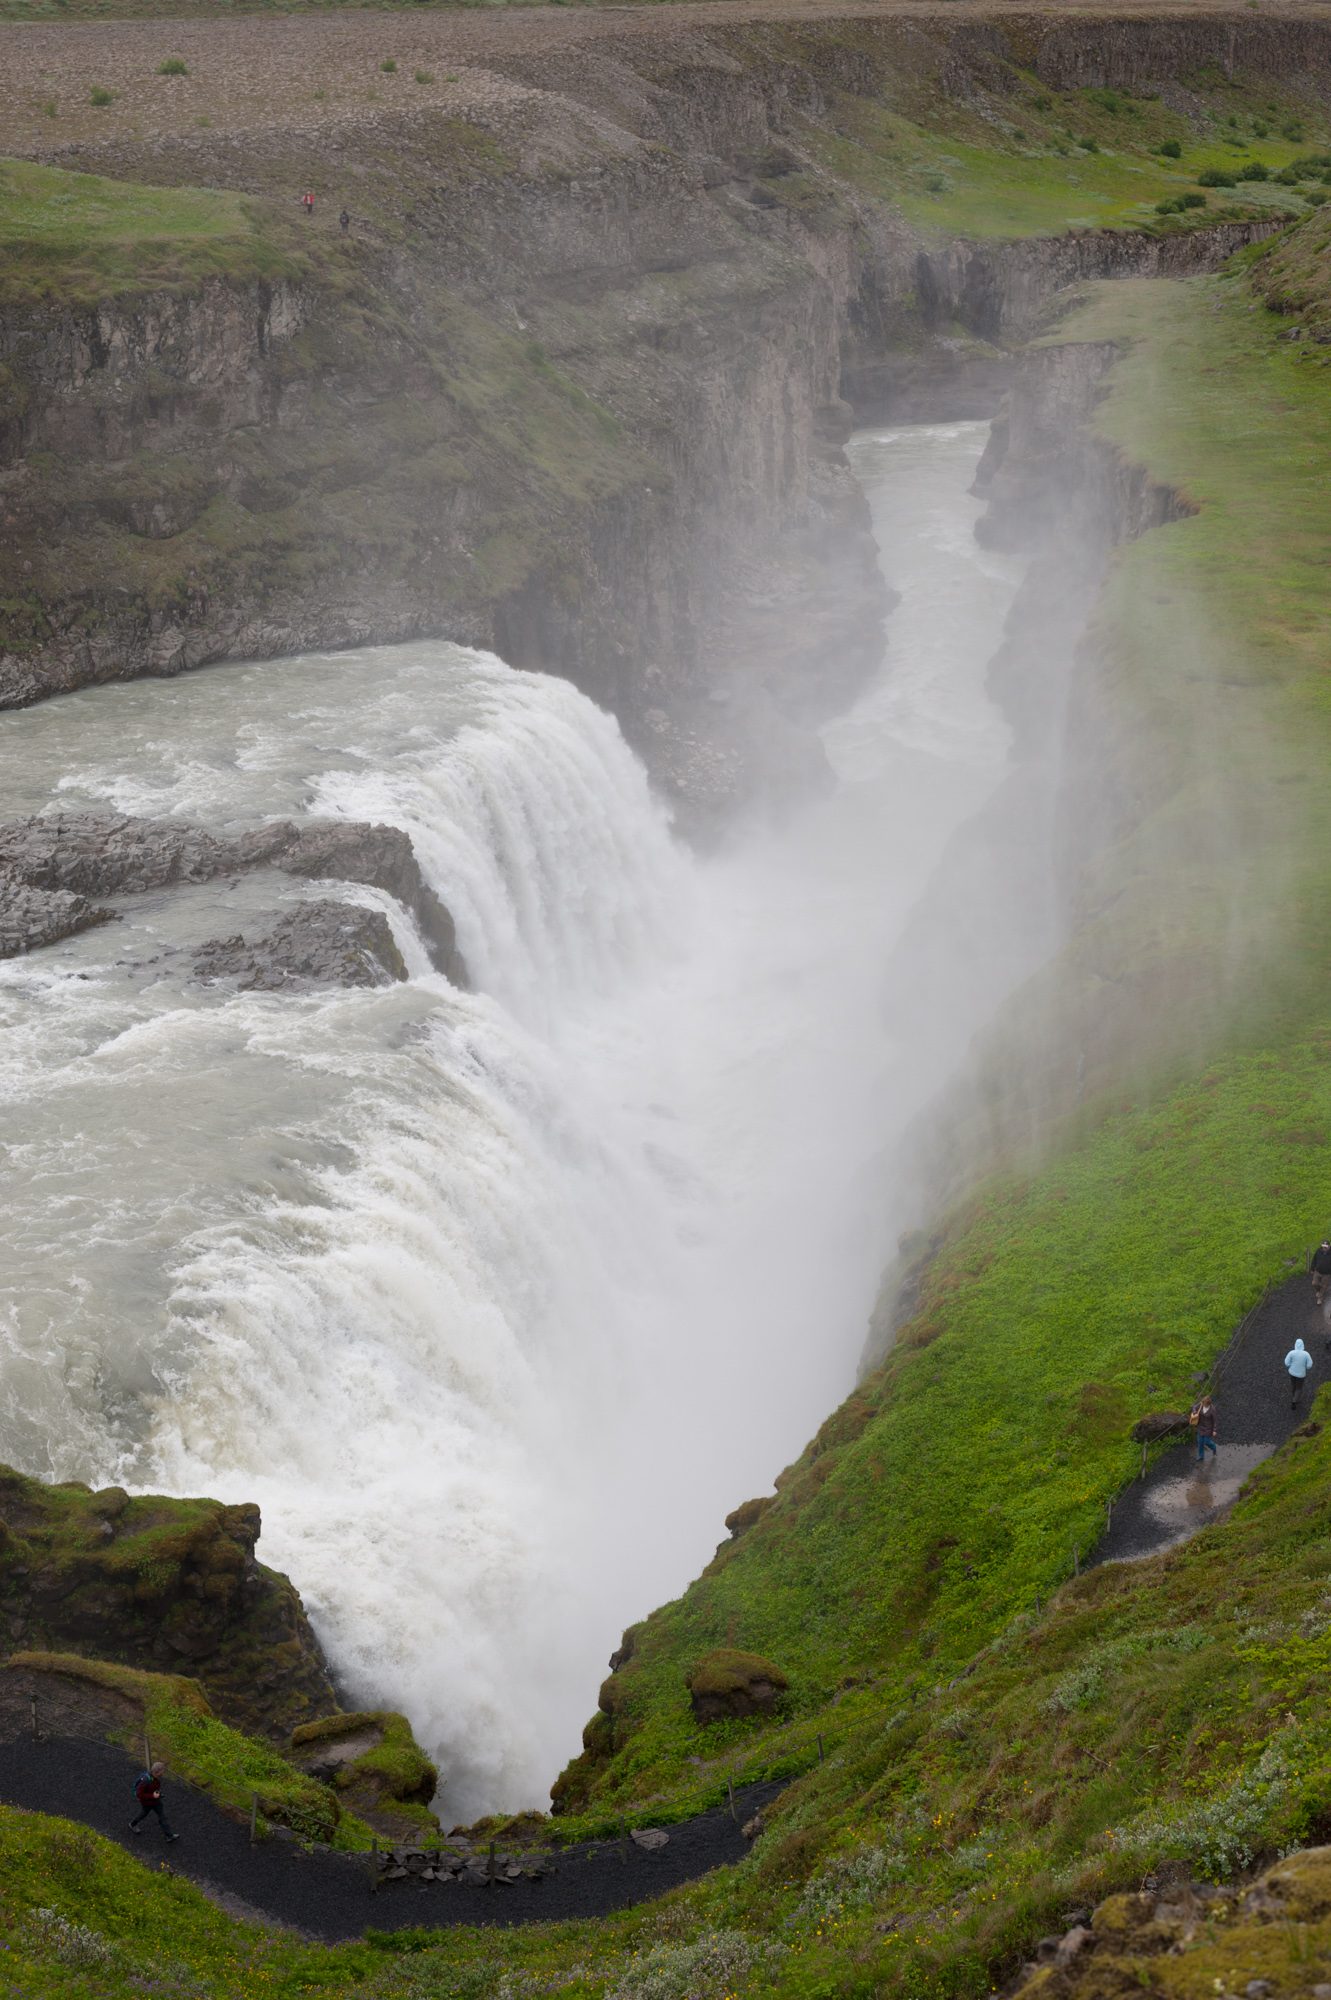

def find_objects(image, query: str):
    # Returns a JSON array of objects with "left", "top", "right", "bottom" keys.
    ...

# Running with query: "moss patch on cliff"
[
  {"left": 0, "top": 158, "right": 303, "bottom": 306},
  {"left": 1037, "top": 267, "right": 1331, "bottom": 1058},
  {"left": 290, "top": 1710, "right": 440, "bottom": 1840},
  {"left": 804, "top": 89, "right": 1321, "bottom": 240},
  {"left": 0, "top": 1464, "right": 337, "bottom": 1741}
]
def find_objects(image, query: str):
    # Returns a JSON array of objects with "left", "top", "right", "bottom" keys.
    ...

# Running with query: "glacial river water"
[{"left": 0, "top": 422, "right": 1025, "bottom": 1815}]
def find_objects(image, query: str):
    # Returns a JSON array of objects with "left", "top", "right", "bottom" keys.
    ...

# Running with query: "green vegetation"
[
  {"left": 8, "top": 32, "right": 1331, "bottom": 2000},
  {"left": 290, "top": 1711, "right": 440, "bottom": 1838},
  {"left": 11, "top": 1403, "right": 1331, "bottom": 1996},
  {"left": 782, "top": 50, "right": 1331, "bottom": 239},
  {"left": 157, "top": 56, "right": 188, "bottom": 75},
  {"left": 88, "top": 85, "right": 116, "bottom": 107},
  {"left": 0, "top": 158, "right": 304, "bottom": 306},
  {"left": 1254, "top": 195, "right": 1331, "bottom": 337}
]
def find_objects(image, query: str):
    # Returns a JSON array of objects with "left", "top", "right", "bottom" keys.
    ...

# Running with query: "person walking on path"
[
  {"left": 130, "top": 1762, "right": 178, "bottom": 1843},
  {"left": 339, "top": 208, "right": 350, "bottom": 234},
  {"left": 301, "top": 190, "right": 315, "bottom": 217},
  {"left": 1312, "top": 1239, "right": 1331, "bottom": 1320},
  {"left": 1190, "top": 1393, "right": 1219, "bottom": 1464},
  {"left": 1285, "top": 1337, "right": 1315, "bottom": 1409}
]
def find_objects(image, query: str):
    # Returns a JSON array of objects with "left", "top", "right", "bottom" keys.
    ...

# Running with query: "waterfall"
[{"left": 0, "top": 422, "right": 1028, "bottom": 1816}]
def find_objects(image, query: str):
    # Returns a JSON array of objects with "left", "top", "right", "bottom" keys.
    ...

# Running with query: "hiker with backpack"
[
  {"left": 130, "top": 1762, "right": 178, "bottom": 1843},
  {"left": 1189, "top": 1393, "right": 1218, "bottom": 1464}
]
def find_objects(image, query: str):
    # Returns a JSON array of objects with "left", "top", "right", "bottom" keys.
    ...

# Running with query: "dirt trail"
[
  {"left": 3, "top": 0, "right": 1331, "bottom": 162},
  {"left": 0, "top": 1731, "right": 780, "bottom": 1938},
  {"left": 1095, "top": 1272, "right": 1326, "bottom": 1566}
]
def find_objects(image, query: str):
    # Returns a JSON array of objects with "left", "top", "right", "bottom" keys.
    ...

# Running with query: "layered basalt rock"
[
  {"left": 194, "top": 899, "right": 409, "bottom": 993},
  {"left": 0, "top": 810, "right": 462, "bottom": 979}
]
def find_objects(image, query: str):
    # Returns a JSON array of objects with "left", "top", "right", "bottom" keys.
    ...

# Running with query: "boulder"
[
  {"left": 1130, "top": 1411, "right": 1191, "bottom": 1443},
  {"left": 0, "top": 880, "right": 113, "bottom": 956},
  {"left": 630, "top": 1826, "right": 670, "bottom": 1851},
  {"left": 289, "top": 1708, "right": 440, "bottom": 1840},
  {"left": 0, "top": 812, "right": 463, "bottom": 981},
  {"left": 194, "top": 900, "right": 408, "bottom": 992},
  {"left": 686, "top": 1648, "right": 788, "bottom": 1725},
  {"left": 724, "top": 1496, "right": 774, "bottom": 1539}
]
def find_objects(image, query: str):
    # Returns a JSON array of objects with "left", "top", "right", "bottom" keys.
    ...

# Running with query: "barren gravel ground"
[{"left": 3, "top": 0, "right": 1331, "bottom": 166}]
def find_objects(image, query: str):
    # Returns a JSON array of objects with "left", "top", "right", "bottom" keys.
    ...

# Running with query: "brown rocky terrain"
[{"left": 5, "top": 4, "right": 1318, "bottom": 825}]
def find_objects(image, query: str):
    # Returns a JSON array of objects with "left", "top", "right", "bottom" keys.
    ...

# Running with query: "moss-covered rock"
[
  {"left": 289, "top": 1710, "right": 439, "bottom": 1840},
  {"left": 0, "top": 1464, "right": 336, "bottom": 1742},
  {"left": 724, "top": 1496, "right": 774, "bottom": 1539},
  {"left": 685, "top": 1649, "right": 789, "bottom": 1725},
  {"left": 1012, "top": 1847, "right": 1331, "bottom": 2000}
]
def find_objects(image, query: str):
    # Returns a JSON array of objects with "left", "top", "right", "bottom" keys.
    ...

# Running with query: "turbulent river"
[{"left": 0, "top": 422, "right": 1024, "bottom": 1816}]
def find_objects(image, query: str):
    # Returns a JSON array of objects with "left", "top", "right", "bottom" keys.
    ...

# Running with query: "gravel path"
[
  {"left": 0, "top": 1732, "right": 781, "bottom": 1937},
  {"left": 1095, "top": 1272, "right": 1326, "bottom": 1565}
]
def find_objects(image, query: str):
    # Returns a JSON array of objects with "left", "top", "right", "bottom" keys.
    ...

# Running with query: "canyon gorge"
[{"left": 6, "top": 6, "right": 1331, "bottom": 1998}]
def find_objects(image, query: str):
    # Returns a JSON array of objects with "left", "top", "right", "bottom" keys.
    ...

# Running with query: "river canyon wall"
[{"left": 1, "top": 9, "right": 1315, "bottom": 819}]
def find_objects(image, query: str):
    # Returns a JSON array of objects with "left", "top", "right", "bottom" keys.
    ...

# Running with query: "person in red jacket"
[{"left": 130, "top": 1762, "right": 178, "bottom": 1843}]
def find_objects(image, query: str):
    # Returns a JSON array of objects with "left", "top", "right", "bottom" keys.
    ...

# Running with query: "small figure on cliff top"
[
  {"left": 301, "top": 191, "right": 315, "bottom": 217},
  {"left": 339, "top": 208, "right": 350, "bottom": 234},
  {"left": 1310, "top": 1237, "right": 1331, "bottom": 1309},
  {"left": 1285, "top": 1337, "right": 1315, "bottom": 1410},
  {"left": 1189, "top": 1394, "right": 1218, "bottom": 1466},
  {"left": 129, "top": 1762, "right": 179, "bottom": 1843}
]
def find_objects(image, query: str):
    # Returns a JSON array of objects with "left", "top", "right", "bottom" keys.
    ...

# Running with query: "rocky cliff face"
[
  {"left": 0, "top": 11, "right": 1309, "bottom": 817},
  {"left": 0, "top": 1462, "right": 337, "bottom": 1742}
]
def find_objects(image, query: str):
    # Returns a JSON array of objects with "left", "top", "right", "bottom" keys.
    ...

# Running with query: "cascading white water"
[{"left": 0, "top": 422, "right": 1026, "bottom": 1815}]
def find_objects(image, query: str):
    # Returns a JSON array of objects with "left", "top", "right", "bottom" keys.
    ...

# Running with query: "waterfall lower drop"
[{"left": 0, "top": 422, "right": 1024, "bottom": 1816}]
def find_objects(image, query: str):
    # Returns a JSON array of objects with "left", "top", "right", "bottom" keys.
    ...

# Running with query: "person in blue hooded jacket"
[{"left": 1285, "top": 1337, "right": 1315, "bottom": 1409}]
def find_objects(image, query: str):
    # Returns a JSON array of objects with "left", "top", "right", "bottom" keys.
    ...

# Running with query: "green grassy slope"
[
  {"left": 0, "top": 158, "right": 304, "bottom": 304},
  {"left": 803, "top": 84, "right": 1321, "bottom": 240},
  {"left": 9, "top": 1402, "right": 1331, "bottom": 1998}
]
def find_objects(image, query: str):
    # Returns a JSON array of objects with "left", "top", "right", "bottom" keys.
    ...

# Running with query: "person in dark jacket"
[
  {"left": 1312, "top": 1238, "right": 1331, "bottom": 1310},
  {"left": 130, "top": 1762, "right": 178, "bottom": 1842},
  {"left": 339, "top": 208, "right": 350, "bottom": 233},
  {"left": 1190, "top": 1394, "right": 1218, "bottom": 1464}
]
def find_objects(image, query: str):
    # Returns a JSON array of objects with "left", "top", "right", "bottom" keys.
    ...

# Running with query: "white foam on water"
[{"left": 0, "top": 422, "right": 1027, "bottom": 1816}]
